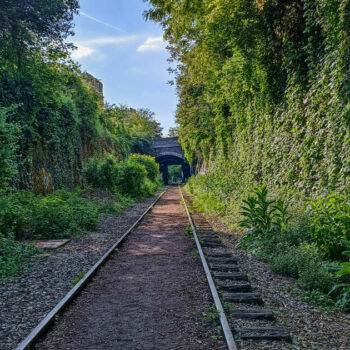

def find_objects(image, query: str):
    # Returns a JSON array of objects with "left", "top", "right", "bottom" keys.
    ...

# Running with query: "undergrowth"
[
  {"left": 185, "top": 180, "right": 350, "bottom": 311},
  {"left": 0, "top": 154, "right": 161, "bottom": 281},
  {"left": 0, "top": 234, "right": 37, "bottom": 282}
]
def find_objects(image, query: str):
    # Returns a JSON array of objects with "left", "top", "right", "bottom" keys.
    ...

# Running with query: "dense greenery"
[
  {"left": 0, "top": 0, "right": 161, "bottom": 191},
  {"left": 145, "top": 0, "right": 350, "bottom": 200},
  {"left": 0, "top": 1, "right": 163, "bottom": 281},
  {"left": 168, "top": 165, "right": 182, "bottom": 184},
  {"left": 84, "top": 154, "right": 160, "bottom": 198},
  {"left": 145, "top": 0, "right": 350, "bottom": 310}
]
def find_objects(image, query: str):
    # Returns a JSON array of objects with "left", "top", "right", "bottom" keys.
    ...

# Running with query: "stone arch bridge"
[{"left": 153, "top": 137, "right": 191, "bottom": 185}]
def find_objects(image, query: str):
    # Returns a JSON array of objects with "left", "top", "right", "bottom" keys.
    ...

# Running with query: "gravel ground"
[
  {"left": 0, "top": 194, "right": 160, "bottom": 350},
  {"left": 35, "top": 187, "right": 223, "bottom": 350},
  {"left": 205, "top": 214, "right": 350, "bottom": 350}
]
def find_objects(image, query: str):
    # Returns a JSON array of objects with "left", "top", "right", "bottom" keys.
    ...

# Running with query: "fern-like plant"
[
  {"left": 331, "top": 240, "right": 350, "bottom": 310},
  {"left": 239, "top": 186, "right": 289, "bottom": 235}
]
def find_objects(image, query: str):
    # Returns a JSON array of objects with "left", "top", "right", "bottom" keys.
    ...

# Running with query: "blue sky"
[{"left": 70, "top": 0, "right": 177, "bottom": 135}]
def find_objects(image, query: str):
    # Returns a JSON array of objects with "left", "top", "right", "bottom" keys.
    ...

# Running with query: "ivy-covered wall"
[{"left": 146, "top": 0, "right": 350, "bottom": 214}]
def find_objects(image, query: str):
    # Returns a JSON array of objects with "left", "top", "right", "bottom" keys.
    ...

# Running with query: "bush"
[
  {"left": 0, "top": 234, "right": 37, "bottom": 281},
  {"left": 269, "top": 244, "right": 334, "bottom": 293},
  {"left": 128, "top": 154, "right": 159, "bottom": 182},
  {"left": 240, "top": 186, "right": 290, "bottom": 235},
  {"left": 310, "top": 193, "right": 350, "bottom": 260},
  {"left": 83, "top": 155, "right": 119, "bottom": 193},
  {"left": 84, "top": 154, "right": 159, "bottom": 199},
  {"left": 0, "top": 191, "right": 35, "bottom": 238},
  {"left": 116, "top": 161, "right": 147, "bottom": 198},
  {"left": 32, "top": 190, "right": 99, "bottom": 239},
  {"left": 0, "top": 190, "right": 99, "bottom": 240}
]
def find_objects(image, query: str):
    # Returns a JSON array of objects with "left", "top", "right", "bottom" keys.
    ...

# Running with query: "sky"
[{"left": 70, "top": 0, "right": 177, "bottom": 135}]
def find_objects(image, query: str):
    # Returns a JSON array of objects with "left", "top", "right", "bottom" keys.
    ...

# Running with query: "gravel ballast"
[
  {"left": 35, "top": 187, "right": 222, "bottom": 350},
  {"left": 0, "top": 194, "right": 160, "bottom": 350},
  {"left": 205, "top": 213, "right": 350, "bottom": 350}
]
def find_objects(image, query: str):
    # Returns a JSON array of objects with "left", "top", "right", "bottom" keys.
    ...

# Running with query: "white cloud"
[
  {"left": 137, "top": 37, "right": 166, "bottom": 52},
  {"left": 71, "top": 35, "right": 140, "bottom": 61},
  {"left": 71, "top": 45, "right": 95, "bottom": 59},
  {"left": 79, "top": 35, "right": 139, "bottom": 47}
]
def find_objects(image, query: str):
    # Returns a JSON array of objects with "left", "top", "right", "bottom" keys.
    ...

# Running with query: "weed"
[
  {"left": 222, "top": 301, "right": 235, "bottom": 310},
  {"left": 202, "top": 304, "right": 220, "bottom": 326},
  {"left": 190, "top": 249, "right": 199, "bottom": 258},
  {"left": 70, "top": 271, "right": 86, "bottom": 287},
  {"left": 184, "top": 226, "right": 193, "bottom": 236}
]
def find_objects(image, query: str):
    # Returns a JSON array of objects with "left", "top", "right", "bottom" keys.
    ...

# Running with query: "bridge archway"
[{"left": 153, "top": 137, "right": 191, "bottom": 185}]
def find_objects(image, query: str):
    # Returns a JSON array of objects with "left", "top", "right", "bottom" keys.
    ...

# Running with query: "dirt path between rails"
[{"left": 36, "top": 187, "right": 223, "bottom": 350}]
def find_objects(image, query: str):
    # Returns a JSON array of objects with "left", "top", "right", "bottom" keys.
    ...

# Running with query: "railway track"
[
  {"left": 181, "top": 188, "right": 292, "bottom": 349},
  {"left": 15, "top": 191, "right": 166, "bottom": 350},
  {"left": 14, "top": 186, "right": 291, "bottom": 350}
]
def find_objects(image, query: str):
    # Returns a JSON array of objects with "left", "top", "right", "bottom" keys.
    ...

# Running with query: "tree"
[
  {"left": 0, "top": 0, "right": 79, "bottom": 64},
  {"left": 168, "top": 126, "right": 179, "bottom": 137}
]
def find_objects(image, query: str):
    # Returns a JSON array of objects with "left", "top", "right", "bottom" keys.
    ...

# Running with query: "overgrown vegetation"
[
  {"left": 146, "top": 0, "right": 350, "bottom": 310},
  {"left": 84, "top": 154, "right": 160, "bottom": 199},
  {"left": 187, "top": 183, "right": 350, "bottom": 310},
  {"left": 0, "top": 234, "right": 37, "bottom": 282},
  {"left": 0, "top": 2, "right": 162, "bottom": 281},
  {"left": 168, "top": 165, "right": 182, "bottom": 184}
]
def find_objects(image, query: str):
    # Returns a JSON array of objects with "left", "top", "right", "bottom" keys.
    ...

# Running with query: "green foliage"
[
  {"left": 168, "top": 126, "right": 179, "bottom": 137},
  {"left": 147, "top": 0, "right": 350, "bottom": 311},
  {"left": 32, "top": 190, "right": 99, "bottom": 239},
  {"left": 184, "top": 226, "right": 193, "bottom": 236},
  {"left": 0, "top": 0, "right": 79, "bottom": 62},
  {"left": 330, "top": 241, "right": 350, "bottom": 310},
  {"left": 84, "top": 154, "right": 160, "bottom": 199},
  {"left": 168, "top": 165, "right": 182, "bottom": 184},
  {"left": 84, "top": 155, "right": 120, "bottom": 193},
  {"left": 128, "top": 154, "right": 159, "bottom": 182},
  {"left": 239, "top": 186, "right": 289, "bottom": 235},
  {"left": 70, "top": 270, "right": 86, "bottom": 287},
  {"left": 116, "top": 161, "right": 147, "bottom": 198},
  {"left": 0, "top": 106, "right": 19, "bottom": 191},
  {"left": 0, "top": 190, "right": 99, "bottom": 240},
  {"left": 310, "top": 193, "right": 350, "bottom": 260},
  {"left": 269, "top": 244, "right": 334, "bottom": 293},
  {"left": 0, "top": 234, "right": 37, "bottom": 281},
  {"left": 0, "top": 2, "right": 161, "bottom": 191},
  {"left": 147, "top": 0, "right": 350, "bottom": 215}
]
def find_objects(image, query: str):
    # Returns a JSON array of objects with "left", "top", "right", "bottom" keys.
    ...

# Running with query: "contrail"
[{"left": 80, "top": 11, "right": 126, "bottom": 33}]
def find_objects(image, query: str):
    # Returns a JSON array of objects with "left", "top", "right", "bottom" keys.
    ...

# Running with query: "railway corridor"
[{"left": 36, "top": 187, "right": 222, "bottom": 350}]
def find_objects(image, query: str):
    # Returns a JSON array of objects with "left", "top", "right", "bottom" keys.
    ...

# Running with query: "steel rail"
[
  {"left": 16, "top": 190, "right": 166, "bottom": 350},
  {"left": 180, "top": 188, "right": 238, "bottom": 350}
]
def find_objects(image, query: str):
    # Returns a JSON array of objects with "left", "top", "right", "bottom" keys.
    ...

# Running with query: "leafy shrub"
[
  {"left": 128, "top": 154, "right": 159, "bottom": 182},
  {"left": 83, "top": 155, "right": 119, "bottom": 193},
  {"left": 32, "top": 191, "right": 99, "bottom": 239},
  {"left": 310, "top": 193, "right": 350, "bottom": 260},
  {"left": 0, "top": 191, "right": 35, "bottom": 238},
  {"left": 0, "top": 234, "right": 37, "bottom": 281},
  {"left": 331, "top": 241, "right": 350, "bottom": 310},
  {"left": 116, "top": 161, "right": 147, "bottom": 198},
  {"left": 168, "top": 165, "right": 182, "bottom": 183},
  {"left": 97, "top": 196, "right": 134, "bottom": 215},
  {"left": 239, "top": 186, "right": 290, "bottom": 235},
  {"left": 0, "top": 190, "right": 99, "bottom": 240},
  {"left": 268, "top": 246, "right": 301, "bottom": 278},
  {"left": 84, "top": 154, "right": 159, "bottom": 198},
  {"left": 0, "top": 106, "right": 19, "bottom": 191}
]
